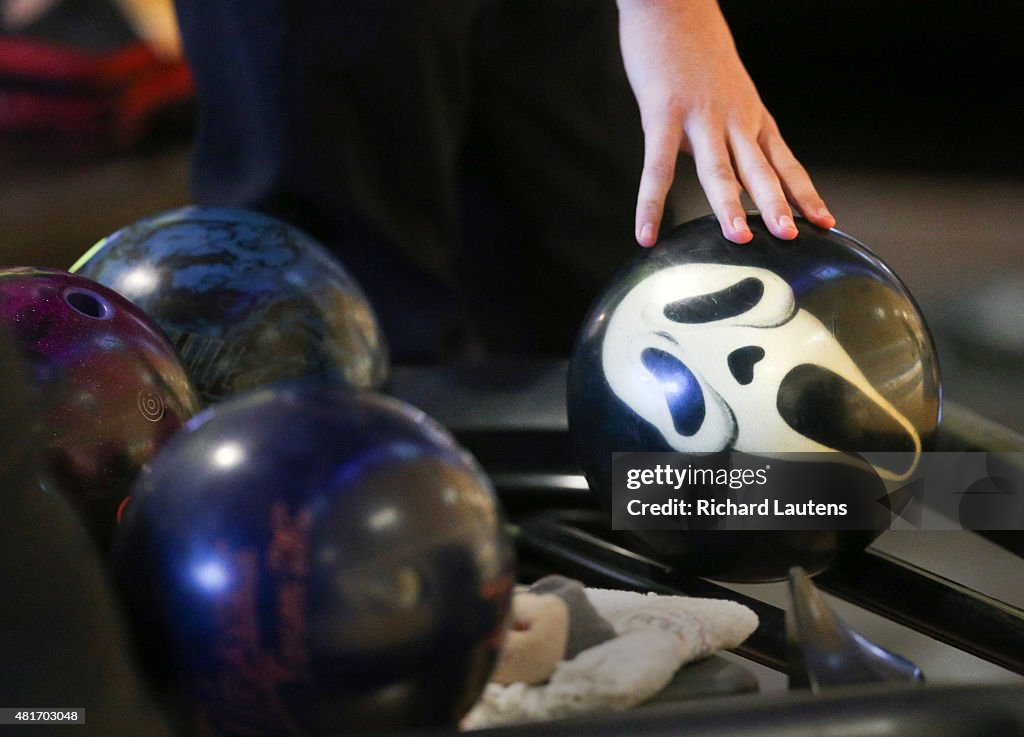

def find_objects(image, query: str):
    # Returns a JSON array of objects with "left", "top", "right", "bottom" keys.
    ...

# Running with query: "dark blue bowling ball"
[
  {"left": 71, "top": 206, "right": 388, "bottom": 404},
  {"left": 568, "top": 213, "right": 941, "bottom": 582},
  {"left": 112, "top": 385, "right": 514, "bottom": 736}
]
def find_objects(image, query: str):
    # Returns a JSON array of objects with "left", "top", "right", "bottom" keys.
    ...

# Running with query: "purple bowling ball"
[{"left": 0, "top": 267, "right": 202, "bottom": 549}]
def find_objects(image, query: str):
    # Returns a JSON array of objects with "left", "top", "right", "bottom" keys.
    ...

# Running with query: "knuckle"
[
  {"left": 642, "top": 98, "right": 687, "bottom": 132},
  {"left": 644, "top": 157, "right": 676, "bottom": 182},
  {"left": 639, "top": 197, "right": 663, "bottom": 214},
  {"left": 704, "top": 161, "right": 737, "bottom": 183},
  {"left": 777, "top": 161, "right": 810, "bottom": 182},
  {"left": 660, "top": 95, "right": 689, "bottom": 121}
]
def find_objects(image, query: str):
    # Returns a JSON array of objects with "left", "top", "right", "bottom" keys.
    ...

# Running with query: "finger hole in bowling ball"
[{"left": 63, "top": 288, "right": 113, "bottom": 320}]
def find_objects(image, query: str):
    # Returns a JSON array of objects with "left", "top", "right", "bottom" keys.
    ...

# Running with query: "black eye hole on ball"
[
  {"left": 777, "top": 364, "right": 917, "bottom": 476},
  {"left": 727, "top": 345, "right": 765, "bottom": 385},
  {"left": 664, "top": 277, "right": 764, "bottom": 323},
  {"left": 63, "top": 288, "right": 114, "bottom": 320},
  {"left": 641, "top": 348, "right": 705, "bottom": 436}
]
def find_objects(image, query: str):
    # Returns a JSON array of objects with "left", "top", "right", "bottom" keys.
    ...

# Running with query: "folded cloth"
[
  {"left": 528, "top": 575, "right": 617, "bottom": 658},
  {"left": 463, "top": 587, "right": 758, "bottom": 729},
  {"left": 588, "top": 588, "right": 759, "bottom": 653}
]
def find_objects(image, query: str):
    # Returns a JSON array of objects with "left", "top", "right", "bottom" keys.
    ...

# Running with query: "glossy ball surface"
[
  {"left": 0, "top": 267, "right": 201, "bottom": 548},
  {"left": 113, "top": 385, "right": 514, "bottom": 736},
  {"left": 567, "top": 214, "right": 941, "bottom": 581},
  {"left": 72, "top": 206, "right": 388, "bottom": 403}
]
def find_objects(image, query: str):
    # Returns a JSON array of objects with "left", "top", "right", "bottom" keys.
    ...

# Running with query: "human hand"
[
  {"left": 617, "top": 0, "right": 835, "bottom": 246},
  {"left": 491, "top": 592, "right": 569, "bottom": 685}
]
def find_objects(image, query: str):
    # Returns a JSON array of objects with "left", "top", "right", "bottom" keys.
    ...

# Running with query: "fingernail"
[
  {"left": 817, "top": 207, "right": 832, "bottom": 219},
  {"left": 779, "top": 215, "right": 795, "bottom": 230},
  {"left": 732, "top": 216, "right": 749, "bottom": 233},
  {"left": 640, "top": 222, "right": 655, "bottom": 244}
]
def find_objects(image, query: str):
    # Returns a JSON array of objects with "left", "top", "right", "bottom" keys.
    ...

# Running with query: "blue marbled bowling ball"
[{"left": 72, "top": 206, "right": 388, "bottom": 404}]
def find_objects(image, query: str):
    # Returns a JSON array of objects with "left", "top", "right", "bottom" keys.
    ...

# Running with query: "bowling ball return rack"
[{"left": 390, "top": 359, "right": 1024, "bottom": 737}]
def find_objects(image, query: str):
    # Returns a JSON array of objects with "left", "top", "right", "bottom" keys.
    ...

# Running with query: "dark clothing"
[{"left": 174, "top": 0, "right": 644, "bottom": 359}]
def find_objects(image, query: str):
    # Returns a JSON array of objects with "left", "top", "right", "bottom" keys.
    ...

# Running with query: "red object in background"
[{"left": 0, "top": 9, "right": 193, "bottom": 153}]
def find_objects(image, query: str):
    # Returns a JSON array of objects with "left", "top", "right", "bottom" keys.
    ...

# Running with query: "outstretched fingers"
[
  {"left": 635, "top": 108, "right": 685, "bottom": 247},
  {"left": 729, "top": 132, "right": 798, "bottom": 240},
  {"left": 689, "top": 122, "right": 753, "bottom": 244},
  {"left": 689, "top": 118, "right": 836, "bottom": 243},
  {"left": 762, "top": 127, "right": 835, "bottom": 230}
]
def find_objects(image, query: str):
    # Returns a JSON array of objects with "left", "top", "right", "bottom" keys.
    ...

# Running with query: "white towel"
[{"left": 463, "top": 587, "right": 758, "bottom": 729}]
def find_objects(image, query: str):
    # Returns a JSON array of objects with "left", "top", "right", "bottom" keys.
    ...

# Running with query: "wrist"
[{"left": 617, "top": 0, "right": 736, "bottom": 49}]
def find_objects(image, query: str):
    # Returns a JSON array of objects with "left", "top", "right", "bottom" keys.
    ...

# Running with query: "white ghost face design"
[{"left": 601, "top": 263, "right": 921, "bottom": 479}]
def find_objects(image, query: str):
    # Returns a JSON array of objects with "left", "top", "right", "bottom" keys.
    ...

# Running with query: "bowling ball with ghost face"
[{"left": 568, "top": 214, "right": 941, "bottom": 582}]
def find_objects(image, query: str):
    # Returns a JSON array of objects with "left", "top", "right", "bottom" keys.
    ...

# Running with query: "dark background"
[
  {"left": 724, "top": 0, "right": 1023, "bottom": 176},
  {"left": 2, "top": 0, "right": 1021, "bottom": 429}
]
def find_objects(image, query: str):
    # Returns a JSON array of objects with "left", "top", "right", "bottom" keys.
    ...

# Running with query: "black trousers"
[{"left": 174, "top": 0, "right": 646, "bottom": 359}]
